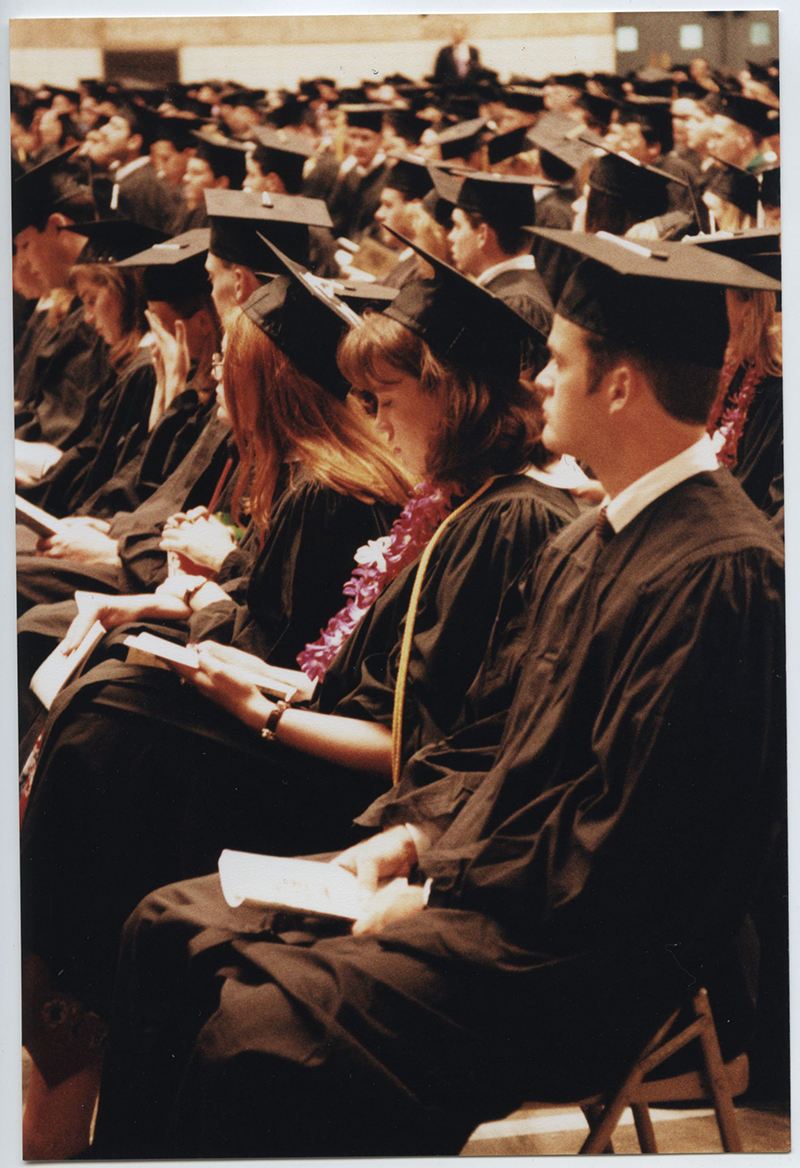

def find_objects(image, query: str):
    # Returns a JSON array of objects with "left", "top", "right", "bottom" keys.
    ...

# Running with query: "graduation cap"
[
  {"left": 65, "top": 218, "right": 168, "bottom": 264},
  {"left": 384, "top": 155, "right": 434, "bottom": 200},
  {"left": 746, "top": 60, "right": 779, "bottom": 94},
  {"left": 529, "top": 228, "right": 779, "bottom": 368},
  {"left": 191, "top": 130, "right": 249, "bottom": 185},
  {"left": 384, "top": 107, "right": 430, "bottom": 146},
  {"left": 526, "top": 111, "right": 598, "bottom": 173},
  {"left": 336, "top": 86, "right": 370, "bottom": 105},
  {"left": 688, "top": 228, "right": 781, "bottom": 283},
  {"left": 383, "top": 73, "right": 414, "bottom": 89},
  {"left": 326, "top": 278, "right": 400, "bottom": 312},
  {"left": 547, "top": 72, "right": 587, "bottom": 91},
  {"left": 675, "top": 79, "right": 709, "bottom": 101},
  {"left": 340, "top": 103, "right": 391, "bottom": 132},
  {"left": 706, "top": 160, "right": 760, "bottom": 218},
  {"left": 576, "top": 89, "right": 621, "bottom": 128},
  {"left": 141, "top": 107, "right": 204, "bottom": 152},
  {"left": 381, "top": 227, "right": 543, "bottom": 379},
  {"left": 12, "top": 144, "right": 94, "bottom": 235},
  {"left": 266, "top": 95, "right": 311, "bottom": 130},
  {"left": 452, "top": 171, "right": 540, "bottom": 228},
  {"left": 245, "top": 233, "right": 362, "bottom": 399},
  {"left": 248, "top": 127, "right": 313, "bottom": 193},
  {"left": 618, "top": 98, "right": 675, "bottom": 151},
  {"left": 501, "top": 85, "right": 546, "bottom": 115},
  {"left": 116, "top": 226, "right": 211, "bottom": 302},
  {"left": 205, "top": 188, "right": 331, "bottom": 269},
  {"left": 436, "top": 116, "right": 489, "bottom": 160},
  {"left": 219, "top": 88, "right": 266, "bottom": 108},
  {"left": 487, "top": 123, "right": 534, "bottom": 166},
  {"left": 719, "top": 93, "right": 779, "bottom": 139},
  {"left": 586, "top": 149, "right": 676, "bottom": 223}
]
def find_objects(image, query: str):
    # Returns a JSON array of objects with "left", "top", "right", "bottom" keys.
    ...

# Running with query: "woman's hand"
[
  {"left": 351, "top": 877, "right": 427, "bottom": 936},
  {"left": 36, "top": 526, "right": 120, "bottom": 565},
  {"left": 169, "top": 643, "right": 272, "bottom": 730},
  {"left": 146, "top": 310, "right": 191, "bottom": 428},
  {"left": 60, "top": 595, "right": 140, "bottom": 655},
  {"left": 333, "top": 825, "right": 418, "bottom": 892},
  {"left": 158, "top": 513, "right": 237, "bottom": 572}
]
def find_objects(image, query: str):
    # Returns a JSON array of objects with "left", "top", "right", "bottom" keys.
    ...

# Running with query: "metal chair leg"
[{"left": 631, "top": 1103, "right": 658, "bottom": 1153}]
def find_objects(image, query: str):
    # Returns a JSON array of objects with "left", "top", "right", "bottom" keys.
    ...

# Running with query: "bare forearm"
[{"left": 277, "top": 710, "right": 392, "bottom": 775}]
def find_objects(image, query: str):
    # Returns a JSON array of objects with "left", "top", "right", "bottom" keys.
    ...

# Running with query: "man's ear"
[
  {"left": 606, "top": 362, "right": 636, "bottom": 415},
  {"left": 128, "top": 132, "right": 143, "bottom": 157},
  {"left": 477, "top": 220, "right": 491, "bottom": 250},
  {"left": 47, "top": 212, "right": 71, "bottom": 234},
  {"left": 214, "top": 175, "right": 231, "bottom": 190}
]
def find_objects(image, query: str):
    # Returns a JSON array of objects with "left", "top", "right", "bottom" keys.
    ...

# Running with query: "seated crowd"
[{"left": 12, "top": 54, "right": 784, "bottom": 1160}]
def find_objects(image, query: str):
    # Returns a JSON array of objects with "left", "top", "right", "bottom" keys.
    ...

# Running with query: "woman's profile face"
[
  {"left": 76, "top": 276, "right": 125, "bottom": 345},
  {"left": 358, "top": 360, "right": 442, "bottom": 482}
]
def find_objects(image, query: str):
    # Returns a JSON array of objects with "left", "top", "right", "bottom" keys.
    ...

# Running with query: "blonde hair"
[
  {"left": 70, "top": 263, "right": 147, "bottom": 370},
  {"left": 727, "top": 289, "right": 782, "bottom": 378},
  {"left": 223, "top": 310, "right": 412, "bottom": 529}
]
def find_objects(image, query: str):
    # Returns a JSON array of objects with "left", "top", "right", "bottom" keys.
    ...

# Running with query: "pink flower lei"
[
  {"left": 707, "top": 358, "right": 763, "bottom": 470},
  {"left": 296, "top": 481, "right": 456, "bottom": 681}
]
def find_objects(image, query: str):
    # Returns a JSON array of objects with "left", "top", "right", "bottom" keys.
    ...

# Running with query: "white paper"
[
  {"left": 30, "top": 621, "right": 107, "bottom": 710},
  {"left": 218, "top": 849, "right": 372, "bottom": 920}
]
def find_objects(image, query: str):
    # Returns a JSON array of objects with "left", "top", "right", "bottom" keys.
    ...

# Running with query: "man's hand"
[
  {"left": 333, "top": 825, "right": 418, "bottom": 893},
  {"left": 351, "top": 877, "right": 426, "bottom": 936}
]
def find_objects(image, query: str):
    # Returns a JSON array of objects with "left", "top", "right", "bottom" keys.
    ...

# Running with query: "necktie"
[{"left": 595, "top": 505, "right": 614, "bottom": 547}]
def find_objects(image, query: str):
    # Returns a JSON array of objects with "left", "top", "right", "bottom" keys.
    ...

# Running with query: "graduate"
[
  {"left": 85, "top": 234, "right": 783, "bottom": 1162},
  {"left": 19, "top": 245, "right": 582, "bottom": 1159}
]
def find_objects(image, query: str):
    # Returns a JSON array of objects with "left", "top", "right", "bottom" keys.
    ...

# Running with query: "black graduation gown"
[
  {"left": 20, "top": 475, "right": 576, "bottom": 1033},
  {"left": 107, "top": 160, "right": 186, "bottom": 234},
  {"left": 89, "top": 470, "right": 784, "bottom": 1160},
  {"left": 328, "top": 158, "right": 392, "bottom": 241},
  {"left": 482, "top": 267, "right": 553, "bottom": 373},
  {"left": 14, "top": 298, "right": 112, "bottom": 448},
  {"left": 19, "top": 479, "right": 396, "bottom": 1010},
  {"left": 80, "top": 386, "right": 217, "bottom": 520},
  {"left": 731, "top": 369, "right": 783, "bottom": 531},
  {"left": 15, "top": 416, "right": 233, "bottom": 612},
  {"left": 21, "top": 348, "right": 156, "bottom": 518},
  {"left": 531, "top": 186, "right": 580, "bottom": 304}
]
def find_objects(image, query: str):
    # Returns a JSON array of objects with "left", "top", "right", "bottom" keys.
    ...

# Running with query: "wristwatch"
[{"left": 261, "top": 700, "right": 289, "bottom": 741}]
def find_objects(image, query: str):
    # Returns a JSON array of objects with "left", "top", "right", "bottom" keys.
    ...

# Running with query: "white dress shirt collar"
[
  {"left": 476, "top": 254, "right": 536, "bottom": 285},
  {"left": 604, "top": 434, "right": 719, "bottom": 534}
]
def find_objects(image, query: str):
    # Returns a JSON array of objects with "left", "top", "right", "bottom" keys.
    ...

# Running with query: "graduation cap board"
[
  {"left": 526, "top": 112, "right": 598, "bottom": 173},
  {"left": 340, "top": 103, "right": 393, "bottom": 133},
  {"left": 585, "top": 138, "right": 701, "bottom": 229},
  {"left": 528, "top": 228, "right": 780, "bottom": 368},
  {"left": 686, "top": 228, "right": 781, "bottom": 283},
  {"left": 381, "top": 226, "right": 544, "bottom": 379},
  {"left": 247, "top": 127, "right": 313, "bottom": 192},
  {"left": 116, "top": 227, "right": 211, "bottom": 302},
  {"left": 719, "top": 93, "right": 780, "bottom": 139},
  {"left": 436, "top": 116, "right": 488, "bottom": 160},
  {"left": 706, "top": 160, "right": 760, "bottom": 219},
  {"left": 450, "top": 170, "right": 541, "bottom": 227},
  {"left": 205, "top": 188, "right": 332, "bottom": 269},
  {"left": 191, "top": 131, "right": 249, "bottom": 185},
  {"left": 384, "top": 155, "right": 434, "bottom": 200},
  {"left": 65, "top": 218, "right": 168, "bottom": 264},
  {"left": 12, "top": 144, "right": 91, "bottom": 235},
  {"left": 245, "top": 233, "right": 362, "bottom": 400}
]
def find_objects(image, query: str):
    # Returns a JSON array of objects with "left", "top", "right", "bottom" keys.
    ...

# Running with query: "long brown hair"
[
  {"left": 726, "top": 289, "right": 782, "bottom": 379},
  {"left": 337, "top": 312, "right": 547, "bottom": 491},
  {"left": 223, "top": 310, "right": 412, "bottom": 529},
  {"left": 70, "top": 263, "right": 147, "bottom": 370}
]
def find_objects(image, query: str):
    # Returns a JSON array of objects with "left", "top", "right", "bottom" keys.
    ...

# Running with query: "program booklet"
[
  {"left": 15, "top": 494, "right": 65, "bottom": 539},
  {"left": 218, "top": 849, "right": 374, "bottom": 920},
  {"left": 122, "top": 632, "right": 297, "bottom": 702}
]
